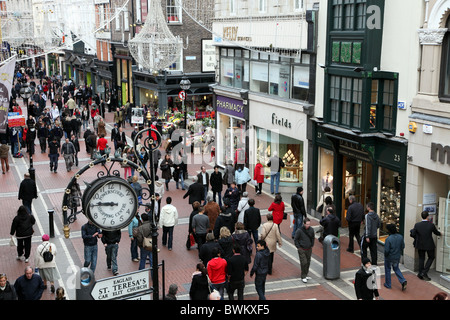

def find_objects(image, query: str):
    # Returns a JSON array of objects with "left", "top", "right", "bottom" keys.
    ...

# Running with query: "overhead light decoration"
[{"left": 129, "top": 0, "right": 182, "bottom": 72}]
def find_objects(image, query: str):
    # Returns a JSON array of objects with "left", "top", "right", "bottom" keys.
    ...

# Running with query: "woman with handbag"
[
  {"left": 35, "top": 234, "right": 59, "bottom": 294},
  {"left": 259, "top": 213, "right": 282, "bottom": 275}
]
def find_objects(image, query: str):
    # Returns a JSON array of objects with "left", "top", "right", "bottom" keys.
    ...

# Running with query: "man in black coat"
[
  {"left": 18, "top": 173, "right": 37, "bottom": 214},
  {"left": 183, "top": 176, "right": 204, "bottom": 206},
  {"left": 197, "top": 166, "right": 210, "bottom": 205},
  {"left": 291, "top": 186, "right": 306, "bottom": 238},
  {"left": 345, "top": 195, "right": 364, "bottom": 253},
  {"left": 243, "top": 199, "right": 261, "bottom": 244},
  {"left": 411, "top": 211, "right": 442, "bottom": 281},
  {"left": 320, "top": 207, "right": 340, "bottom": 239}
]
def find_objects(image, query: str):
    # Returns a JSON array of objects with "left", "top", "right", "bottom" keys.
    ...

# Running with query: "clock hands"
[{"left": 90, "top": 202, "right": 119, "bottom": 207}]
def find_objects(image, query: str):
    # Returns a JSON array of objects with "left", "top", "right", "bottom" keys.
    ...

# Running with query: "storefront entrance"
[{"left": 342, "top": 157, "right": 373, "bottom": 228}]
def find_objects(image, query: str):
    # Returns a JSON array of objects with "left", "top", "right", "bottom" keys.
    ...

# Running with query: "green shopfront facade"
[
  {"left": 311, "top": 0, "right": 408, "bottom": 243},
  {"left": 311, "top": 121, "right": 407, "bottom": 243}
]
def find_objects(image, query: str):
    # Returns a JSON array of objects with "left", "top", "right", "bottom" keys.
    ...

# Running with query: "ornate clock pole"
[{"left": 61, "top": 128, "right": 162, "bottom": 300}]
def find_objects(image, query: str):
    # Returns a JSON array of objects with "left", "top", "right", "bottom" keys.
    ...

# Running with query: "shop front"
[
  {"left": 249, "top": 96, "right": 309, "bottom": 194},
  {"left": 215, "top": 94, "right": 248, "bottom": 168},
  {"left": 312, "top": 120, "right": 408, "bottom": 243},
  {"left": 405, "top": 117, "right": 450, "bottom": 280}
]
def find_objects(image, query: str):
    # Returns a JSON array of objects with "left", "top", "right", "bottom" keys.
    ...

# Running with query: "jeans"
[
  {"left": 162, "top": 226, "right": 174, "bottom": 249},
  {"left": 270, "top": 172, "right": 280, "bottom": 194},
  {"left": 211, "top": 282, "right": 226, "bottom": 300},
  {"left": 139, "top": 247, "right": 153, "bottom": 271},
  {"left": 213, "top": 191, "right": 222, "bottom": 207},
  {"left": 248, "top": 230, "right": 258, "bottom": 248},
  {"left": 176, "top": 171, "right": 185, "bottom": 189},
  {"left": 202, "top": 185, "right": 208, "bottom": 205},
  {"left": 384, "top": 258, "right": 406, "bottom": 288},
  {"left": 292, "top": 214, "right": 304, "bottom": 238},
  {"left": 84, "top": 245, "right": 98, "bottom": 272},
  {"left": 105, "top": 243, "right": 119, "bottom": 273},
  {"left": 130, "top": 238, "right": 138, "bottom": 260},
  {"left": 22, "top": 200, "right": 33, "bottom": 215},
  {"left": 49, "top": 154, "right": 58, "bottom": 172},
  {"left": 254, "top": 274, "right": 267, "bottom": 300}
]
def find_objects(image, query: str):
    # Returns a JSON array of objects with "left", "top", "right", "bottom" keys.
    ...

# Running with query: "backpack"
[{"left": 41, "top": 243, "right": 54, "bottom": 262}]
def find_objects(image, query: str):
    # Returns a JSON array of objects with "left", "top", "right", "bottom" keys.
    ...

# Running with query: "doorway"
[{"left": 341, "top": 157, "right": 372, "bottom": 227}]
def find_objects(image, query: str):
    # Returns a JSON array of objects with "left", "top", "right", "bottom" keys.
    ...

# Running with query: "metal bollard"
[{"left": 48, "top": 209, "right": 55, "bottom": 238}]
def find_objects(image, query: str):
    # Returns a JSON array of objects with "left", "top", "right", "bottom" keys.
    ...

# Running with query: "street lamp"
[
  {"left": 19, "top": 83, "right": 35, "bottom": 180},
  {"left": 179, "top": 76, "right": 191, "bottom": 150}
]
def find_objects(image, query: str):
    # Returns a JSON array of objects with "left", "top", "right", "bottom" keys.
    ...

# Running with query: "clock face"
[{"left": 84, "top": 177, "right": 138, "bottom": 230}]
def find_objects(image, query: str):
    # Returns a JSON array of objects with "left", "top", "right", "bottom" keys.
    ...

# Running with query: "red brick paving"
[{"left": 1, "top": 88, "right": 449, "bottom": 303}]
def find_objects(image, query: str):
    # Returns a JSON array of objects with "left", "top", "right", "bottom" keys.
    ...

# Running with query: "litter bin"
[{"left": 323, "top": 235, "right": 340, "bottom": 280}]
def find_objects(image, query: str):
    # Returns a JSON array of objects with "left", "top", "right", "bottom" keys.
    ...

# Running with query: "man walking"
[
  {"left": 159, "top": 197, "right": 179, "bottom": 251},
  {"left": 412, "top": 211, "right": 443, "bottom": 281},
  {"left": 18, "top": 173, "right": 38, "bottom": 214},
  {"left": 48, "top": 137, "right": 60, "bottom": 173},
  {"left": 227, "top": 243, "right": 249, "bottom": 300},
  {"left": 266, "top": 151, "right": 284, "bottom": 194},
  {"left": 384, "top": 224, "right": 407, "bottom": 291},
  {"left": 243, "top": 198, "right": 261, "bottom": 245},
  {"left": 346, "top": 195, "right": 364, "bottom": 253},
  {"left": 250, "top": 240, "right": 270, "bottom": 300},
  {"left": 192, "top": 206, "right": 210, "bottom": 251},
  {"left": 294, "top": 217, "right": 315, "bottom": 283},
  {"left": 101, "top": 229, "right": 121, "bottom": 276},
  {"left": 361, "top": 202, "right": 381, "bottom": 265},
  {"left": 197, "top": 166, "right": 209, "bottom": 205},
  {"left": 291, "top": 186, "right": 306, "bottom": 238},
  {"left": 81, "top": 220, "right": 102, "bottom": 273},
  {"left": 61, "top": 137, "right": 76, "bottom": 172}
]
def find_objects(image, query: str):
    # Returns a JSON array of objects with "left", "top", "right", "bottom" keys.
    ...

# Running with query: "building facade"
[
  {"left": 312, "top": 0, "right": 422, "bottom": 248},
  {"left": 132, "top": 0, "right": 215, "bottom": 115},
  {"left": 211, "top": 0, "right": 318, "bottom": 198},
  {"left": 406, "top": 0, "right": 450, "bottom": 283}
]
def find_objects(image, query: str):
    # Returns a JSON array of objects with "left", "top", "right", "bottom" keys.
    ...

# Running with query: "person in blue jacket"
[
  {"left": 384, "top": 223, "right": 407, "bottom": 291},
  {"left": 234, "top": 164, "right": 251, "bottom": 194}
]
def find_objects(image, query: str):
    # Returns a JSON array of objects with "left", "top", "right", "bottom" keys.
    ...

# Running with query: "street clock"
[{"left": 82, "top": 176, "right": 138, "bottom": 231}]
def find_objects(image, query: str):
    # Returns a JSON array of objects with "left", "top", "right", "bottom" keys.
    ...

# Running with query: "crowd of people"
[{"left": 2, "top": 67, "right": 447, "bottom": 302}]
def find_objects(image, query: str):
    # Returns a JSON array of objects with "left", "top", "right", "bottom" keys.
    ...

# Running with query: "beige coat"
[
  {"left": 97, "top": 120, "right": 106, "bottom": 137},
  {"left": 259, "top": 221, "right": 282, "bottom": 253},
  {"left": 34, "top": 241, "right": 57, "bottom": 269}
]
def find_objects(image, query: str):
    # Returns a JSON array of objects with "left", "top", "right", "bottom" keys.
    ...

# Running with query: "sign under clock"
[{"left": 82, "top": 176, "right": 138, "bottom": 230}]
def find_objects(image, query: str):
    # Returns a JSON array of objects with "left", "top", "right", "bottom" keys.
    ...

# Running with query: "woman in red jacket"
[
  {"left": 253, "top": 159, "right": 265, "bottom": 195},
  {"left": 268, "top": 194, "right": 285, "bottom": 226},
  {"left": 96, "top": 133, "right": 108, "bottom": 156}
]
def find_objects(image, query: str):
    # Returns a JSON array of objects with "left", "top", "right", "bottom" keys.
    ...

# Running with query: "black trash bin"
[{"left": 323, "top": 235, "right": 340, "bottom": 280}]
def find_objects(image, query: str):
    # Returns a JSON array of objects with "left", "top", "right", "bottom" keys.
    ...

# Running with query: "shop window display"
[
  {"left": 218, "top": 113, "right": 246, "bottom": 166},
  {"left": 379, "top": 168, "right": 401, "bottom": 242},
  {"left": 256, "top": 128, "right": 303, "bottom": 184}
]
